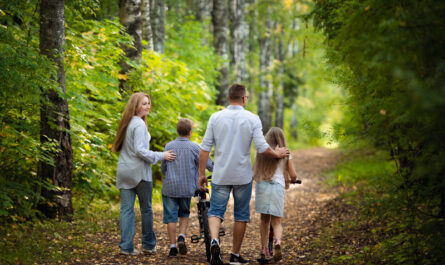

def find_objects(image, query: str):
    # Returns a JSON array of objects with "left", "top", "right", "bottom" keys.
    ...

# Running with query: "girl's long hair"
[
  {"left": 253, "top": 127, "right": 289, "bottom": 181},
  {"left": 112, "top": 92, "right": 150, "bottom": 152}
]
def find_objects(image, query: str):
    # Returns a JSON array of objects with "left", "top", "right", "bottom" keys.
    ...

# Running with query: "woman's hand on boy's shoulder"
[{"left": 164, "top": 150, "right": 176, "bottom": 161}]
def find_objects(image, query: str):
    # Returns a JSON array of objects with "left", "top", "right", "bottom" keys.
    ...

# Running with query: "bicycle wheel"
[{"left": 201, "top": 205, "right": 211, "bottom": 262}]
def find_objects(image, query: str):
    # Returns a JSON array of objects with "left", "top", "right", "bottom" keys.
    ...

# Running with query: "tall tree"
[
  {"left": 275, "top": 37, "right": 285, "bottom": 129},
  {"left": 118, "top": 0, "right": 143, "bottom": 91},
  {"left": 257, "top": 6, "right": 273, "bottom": 133},
  {"left": 229, "top": 0, "right": 248, "bottom": 83},
  {"left": 151, "top": 0, "right": 165, "bottom": 53},
  {"left": 212, "top": 0, "right": 229, "bottom": 105},
  {"left": 195, "top": 0, "right": 211, "bottom": 22},
  {"left": 141, "top": 0, "right": 154, "bottom": 50},
  {"left": 39, "top": 0, "right": 73, "bottom": 219}
]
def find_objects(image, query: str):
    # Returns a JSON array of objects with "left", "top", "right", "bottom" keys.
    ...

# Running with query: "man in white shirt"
[{"left": 199, "top": 84, "right": 290, "bottom": 265}]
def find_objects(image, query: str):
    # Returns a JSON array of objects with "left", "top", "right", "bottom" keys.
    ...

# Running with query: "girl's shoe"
[{"left": 273, "top": 244, "right": 282, "bottom": 262}]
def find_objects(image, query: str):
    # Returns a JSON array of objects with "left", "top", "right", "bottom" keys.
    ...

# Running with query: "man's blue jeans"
[{"left": 119, "top": 180, "right": 156, "bottom": 251}]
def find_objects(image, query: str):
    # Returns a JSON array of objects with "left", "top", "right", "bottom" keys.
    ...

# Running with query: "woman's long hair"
[
  {"left": 253, "top": 127, "right": 289, "bottom": 181},
  {"left": 112, "top": 92, "right": 150, "bottom": 152}
]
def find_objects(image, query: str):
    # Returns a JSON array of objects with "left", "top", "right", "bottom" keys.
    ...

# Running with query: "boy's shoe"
[
  {"left": 177, "top": 235, "right": 188, "bottom": 255},
  {"left": 229, "top": 253, "right": 248, "bottom": 264},
  {"left": 168, "top": 247, "right": 178, "bottom": 258},
  {"left": 142, "top": 247, "right": 157, "bottom": 255},
  {"left": 273, "top": 244, "right": 282, "bottom": 262},
  {"left": 119, "top": 249, "right": 140, "bottom": 256},
  {"left": 210, "top": 240, "right": 224, "bottom": 265}
]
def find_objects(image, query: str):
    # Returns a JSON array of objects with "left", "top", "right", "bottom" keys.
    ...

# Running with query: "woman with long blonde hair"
[
  {"left": 253, "top": 127, "right": 298, "bottom": 262},
  {"left": 112, "top": 92, "right": 176, "bottom": 256}
]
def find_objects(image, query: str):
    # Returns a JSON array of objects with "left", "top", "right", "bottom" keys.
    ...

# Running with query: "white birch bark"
[
  {"left": 119, "top": 0, "right": 142, "bottom": 91},
  {"left": 212, "top": 0, "right": 229, "bottom": 106},
  {"left": 229, "top": 0, "right": 248, "bottom": 83},
  {"left": 141, "top": 0, "right": 154, "bottom": 50},
  {"left": 151, "top": 0, "right": 165, "bottom": 53},
  {"left": 258, "top": 8, "right": 273, "bottom": 134}
]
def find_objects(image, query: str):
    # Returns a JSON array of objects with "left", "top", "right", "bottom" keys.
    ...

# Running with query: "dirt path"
[{"left": 95, "top": 147, "right": 340, "bottom": 264}]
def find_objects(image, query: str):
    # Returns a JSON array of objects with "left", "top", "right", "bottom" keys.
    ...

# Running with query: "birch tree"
[
  {"left": 118, "top": 0, "right": 142, "bottom": 91},
  {"left": 275, "top": 38, "right": 285, "bottom": 129},
  {"left": 257, "top": 6, "right": 273, "bottom": 133},
  {"left": 212, "top": 0, "right": 229, "bottom": 105},
  {"left": 39, "top": 0, "right": 73, "bottom": 219},
  {"left": 151, "top": 0, "right": 165, "bottom": 53},
  {"left": 196, "top": 0, "right": 211, "bottom": 22},
  {"left": 141, "top": 0, "right": 154, "bottom": 50},
  {"left": 229, "top": 0, "right": 248, "bottom": 83}
]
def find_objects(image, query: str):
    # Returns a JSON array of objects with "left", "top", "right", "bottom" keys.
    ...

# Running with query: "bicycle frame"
[{"left": 190, "top": 183, "right": 225, "bottom": 262}]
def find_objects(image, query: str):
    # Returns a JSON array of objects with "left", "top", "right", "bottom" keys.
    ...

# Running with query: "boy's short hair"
[
  {"left": 228, "top": 83, "right": 246, "bottom": 100},
  {"left": 177, "top": 118, "right": 193, "bottom": 136}
]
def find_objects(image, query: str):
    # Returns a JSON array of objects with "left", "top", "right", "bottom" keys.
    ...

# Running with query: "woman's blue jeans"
[{"left": 119, "top": 180, "right": 156, "bottom": 251}]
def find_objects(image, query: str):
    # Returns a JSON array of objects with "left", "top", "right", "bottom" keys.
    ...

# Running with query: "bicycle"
[{"left": 190, "top": 176, "right": 225, "bottom": 262}]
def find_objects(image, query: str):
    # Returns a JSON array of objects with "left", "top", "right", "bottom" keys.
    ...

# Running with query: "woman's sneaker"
[
  {"left": 273, "top": 244, "right": 282, "bottom": 262},
  {"left": 210, "top": 239, "right": 224, "bottom": 265},
  {"left": 177, "top": 235, "right": 188, "bottom": 255},
  {"left": 230, "top": 253, "right": 248, "bottom": 264},
  {"left": 119, "top": 249, "right": 140, "bottom": 256},
  {"left": 142, "top": 247, "right": 157, "bottom": 255}
]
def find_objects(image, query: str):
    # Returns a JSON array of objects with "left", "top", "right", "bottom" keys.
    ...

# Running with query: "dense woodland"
[{"left": 0, "top": 0, "right": 444, "bottom": 264}]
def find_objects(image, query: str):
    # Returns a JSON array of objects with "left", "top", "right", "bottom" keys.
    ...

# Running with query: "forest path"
[{"left": 93, "top": 147, "right": 341, "bottom": 264}]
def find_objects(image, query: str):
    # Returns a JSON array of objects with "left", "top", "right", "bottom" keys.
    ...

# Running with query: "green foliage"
[
  {"left": 64, "top": 17, "right": 130, "bottom": 208},
  {"left": 165, "top": 17, "right": 220, "bottom": 89},
  {"left": 312, "top": 0, "right": 445, "bottom": 263},
  {"left": 0, "top": 0, "right": 218, "bottom": 220},
  {"left": 0, "top": 4, "right": 60, "bottom": 221}
]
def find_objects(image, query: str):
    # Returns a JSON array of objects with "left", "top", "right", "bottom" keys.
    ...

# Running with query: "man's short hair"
[
  {"left": 228, "top": 84, "right": 246, "bottom": 100},
  {"left": 177, "top": 118, "right": 193, "bottom": 136}
]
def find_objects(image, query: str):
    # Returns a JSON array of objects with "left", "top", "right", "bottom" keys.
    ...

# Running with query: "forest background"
[{"left": 0, "top": 0, "right": 444, "bottom": 264}]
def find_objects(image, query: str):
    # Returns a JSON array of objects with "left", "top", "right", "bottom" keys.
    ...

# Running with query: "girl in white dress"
[{"left": 253, "top": 127, "right": 298, "bottom": 262}]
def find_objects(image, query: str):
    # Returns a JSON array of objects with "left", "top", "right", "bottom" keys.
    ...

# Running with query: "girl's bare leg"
[
  {"left": 271, "top": 216, "right": 282, "bottom": 244},
  {"left": 271, "top": 216, "right": 283, "bottom": 261},
  {"left": 260, "top": 214, "right": 271, "bottom": 256}
]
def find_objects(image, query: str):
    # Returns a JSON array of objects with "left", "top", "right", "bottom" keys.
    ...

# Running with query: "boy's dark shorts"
[{"left": 162, "top": 195, "right": 191, "bottom": 223}]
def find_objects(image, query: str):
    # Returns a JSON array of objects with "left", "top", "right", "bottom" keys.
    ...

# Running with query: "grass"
[
  {"left": 306, "top": 146, "right": 400, "bottom": 264},
  {"left": 0, "top": 198, "right": 120, "bottom": 264}
]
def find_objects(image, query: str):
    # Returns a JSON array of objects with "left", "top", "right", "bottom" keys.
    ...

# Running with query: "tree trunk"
[
  {"left": 141, "top": 0, "right": 154, "bottom": 50},
  {"left": 151, "top": 0, "right": 165, "bottom": 53},
  {"left": 275, "top": 37, "right": 285, "bottom": 129},
  {"left": 212, "top": 0, "right": 229, "bottom": 106},
  {"left": 229, "top": 0, "right": 248, "bottom": 83},
  {"left": 246, "top": 0, "right": 257, "bottom": 104},
  {"left": 290, "top": 100, "right": 298, "bottom": 139},
  {"left": 119, "top": 0, "right": 143, "bottom": 92},
  {"left": 196, "top": 0, "right": 211, "bottom": 22},
  {"left": 39, "top": 0, "right": 73, "bottom": 219},
  {"left": 258, "top": 10, "right": 273, "bottom": 134}
]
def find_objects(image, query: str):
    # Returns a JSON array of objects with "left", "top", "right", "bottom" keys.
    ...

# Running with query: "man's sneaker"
[
  {"left": 273, "top": 244, "right": 282, "bottom": 262},
  {"left": 210, "top": 240, "right": 224, "bottom": 265},
  {"left": 119, "top": 249, "right": 140, "bottom": 256},
  {"left": 168, "top": 247, "right": 178, "bottom": 258},
  {"left": 177, "top": 235, "right": 188, "bottom": 255},
  {"left": 229, "top": 253, "right": 248, "bottom": 264},
  {"left": 142, "top": 247, "right": 157, "bottom": 255}
]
